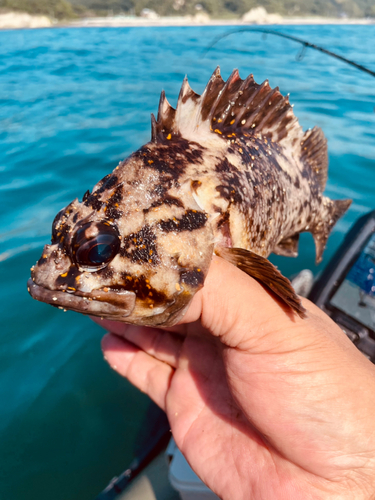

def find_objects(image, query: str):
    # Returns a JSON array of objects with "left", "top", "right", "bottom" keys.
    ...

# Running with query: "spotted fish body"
[{"left": 28, "top": 68, "right": 351, "bottom": 326}]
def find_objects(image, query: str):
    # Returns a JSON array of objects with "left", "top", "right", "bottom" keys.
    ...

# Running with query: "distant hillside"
[
  {"left": 68, "top": 0, "right": 375, "bottom": 18},
  {"left": 0, "top": 0, "right": 85, "bottom": 19},
  {"left": 1, "top": 0, "right": 374, "bottom": 19}
]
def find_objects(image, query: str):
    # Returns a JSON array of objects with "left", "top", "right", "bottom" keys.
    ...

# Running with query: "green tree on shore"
[
  {"left": 0, "top": 0, "right": 374, "bottom": 20},
  {"left": 0, "top": 0, "right": 82, "bottom": 19}
]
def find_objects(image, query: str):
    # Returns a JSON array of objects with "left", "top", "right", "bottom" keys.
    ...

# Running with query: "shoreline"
[
  {"left": 0, "top": 11, "right": 374, "bottom": 30},
  {"left": 65, "top": 16, "right": 375, "bottom": 28}
]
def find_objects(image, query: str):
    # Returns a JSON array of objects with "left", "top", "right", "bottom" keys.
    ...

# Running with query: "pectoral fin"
[{"left": 214, "top": 246, "right": 306, "bottom": 318}]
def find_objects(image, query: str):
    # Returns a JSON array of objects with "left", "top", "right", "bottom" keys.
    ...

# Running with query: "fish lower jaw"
[
  {"left": 27, "top": 279, "right": 191, "bottom": 326},
  {"left": 27, "top": 279, "right": 136, "bottom": 320}
]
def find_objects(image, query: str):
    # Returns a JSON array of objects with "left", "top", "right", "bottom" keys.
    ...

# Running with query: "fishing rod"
[{"left": 204, "top": 27, "right": 375, "bottom": 78}]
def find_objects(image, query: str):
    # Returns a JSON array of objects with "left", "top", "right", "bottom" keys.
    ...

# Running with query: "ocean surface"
[{"left": 0, "top": 24, "right": 374, "bottom": 500}]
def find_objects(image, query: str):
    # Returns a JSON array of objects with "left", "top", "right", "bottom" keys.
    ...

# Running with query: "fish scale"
[{"left": 28, "top": 67, "right": 351, "bottom": 326}]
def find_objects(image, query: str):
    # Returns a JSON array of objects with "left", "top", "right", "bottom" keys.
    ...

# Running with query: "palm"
[
  {"left": 97, "top": 258, "right": 375, "bottom": 500},
  {"left": 162, "top": 328, "right": 328, "bottom": 499},
  {"left": 165, "top": 331, "right": 277, "bottom": 499}
]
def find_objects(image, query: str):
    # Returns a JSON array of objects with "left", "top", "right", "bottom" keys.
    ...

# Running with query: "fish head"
[{"left": 28, "top": 158, "right": 215, "bottom": 327}]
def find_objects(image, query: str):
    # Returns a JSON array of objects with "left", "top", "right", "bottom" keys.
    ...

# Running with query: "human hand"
[{"left": 94, "top": 257, "right": 375, "bottom": 500}]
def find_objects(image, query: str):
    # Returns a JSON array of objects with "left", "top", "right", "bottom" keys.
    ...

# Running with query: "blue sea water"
[{"left": 0, "top": 24, "right": 374, "bottom": 499}]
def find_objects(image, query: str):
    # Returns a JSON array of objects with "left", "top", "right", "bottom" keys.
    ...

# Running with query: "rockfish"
[{"left": 28, "top": 68, "right": 351, "bottom": 326}]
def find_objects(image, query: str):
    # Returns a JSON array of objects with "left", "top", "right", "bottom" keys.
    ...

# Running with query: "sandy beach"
[
  {"left": 66, "top": 13, "right": 375, "bottom": 28},
  {"left": 0, "top": 12, "right": 52, "bottom": 29},
  {"left": 66, "top": 18, "right": 375, "bottom": 28},
  {"left": 0, "top": 9, "right": 374, "bottom": 30}
]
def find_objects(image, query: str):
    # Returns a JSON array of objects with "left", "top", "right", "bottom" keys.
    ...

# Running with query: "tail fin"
[{"left": 313, "top": 198, "right": 352, "bottom": 264}]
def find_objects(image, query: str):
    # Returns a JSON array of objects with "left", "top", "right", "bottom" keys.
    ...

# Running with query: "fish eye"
[
  {"left": 51, "top": 209, "right": 65, "bottom": 243},
  {"left": 72, "top": 222, "right": 120, "bottom": 270}
]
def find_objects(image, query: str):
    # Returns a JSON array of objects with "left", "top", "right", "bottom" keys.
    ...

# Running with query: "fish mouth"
[{"left": 27, "top": 279, "right": 136, "bottom": 320}]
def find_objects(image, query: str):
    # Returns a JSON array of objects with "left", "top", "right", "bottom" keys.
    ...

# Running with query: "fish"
[{"left": 27, "top": 67, "right": 351, "bottom": 326}]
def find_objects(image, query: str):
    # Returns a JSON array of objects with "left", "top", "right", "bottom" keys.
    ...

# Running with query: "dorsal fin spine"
[
  {"left": 231, "top": 76, "right": 258, "bottom": 126},
  {"left": 253, "top": 87, "right": 282, "bottom": 130},
  {"left": 225, "top": 75, "right": 258, "bottom": 127},
  {"left": 257, "top": 93, "right": 286, "bottom": 131},
  {"left": 177, "top": 76, "right": 191, "bottom": 104},
  {"left": 208, "top": 69, "right": 239, "bottom": 122},
  {"left": 154, "top": 89, "right": 177, "bottom": 137},
  {"left": 242, "top": 80, "right": 272, "bottom": 127},
  {"left": 196, "top": 67, "right": 224, "bottom": 123},
  {"left": 157, "top": 90, "right": 170, "bottom": 122},
  {"left": 150, "top": 113, "right": 157, "bottom": 142},
  {"left": 157, "top": 90, "right": 166, "bottom": 120}
]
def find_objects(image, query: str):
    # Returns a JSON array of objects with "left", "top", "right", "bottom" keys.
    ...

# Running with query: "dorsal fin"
[
  {"left": 200, "top": 67, "right": 300, "bottom": 146},
  {"left": 300, "top": 127, "right": 328, "bottom": 190},
  {"left": 150, "top": 68, "right": 328, "bottom": 190}
]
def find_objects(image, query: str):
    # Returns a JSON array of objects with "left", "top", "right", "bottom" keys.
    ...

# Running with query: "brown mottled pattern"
[
  {"left": 212, "top": 132, "right": 319, "bottom": 257},
  {"left": 120, "top": 225, "right": 160, "bottom": 265}
]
